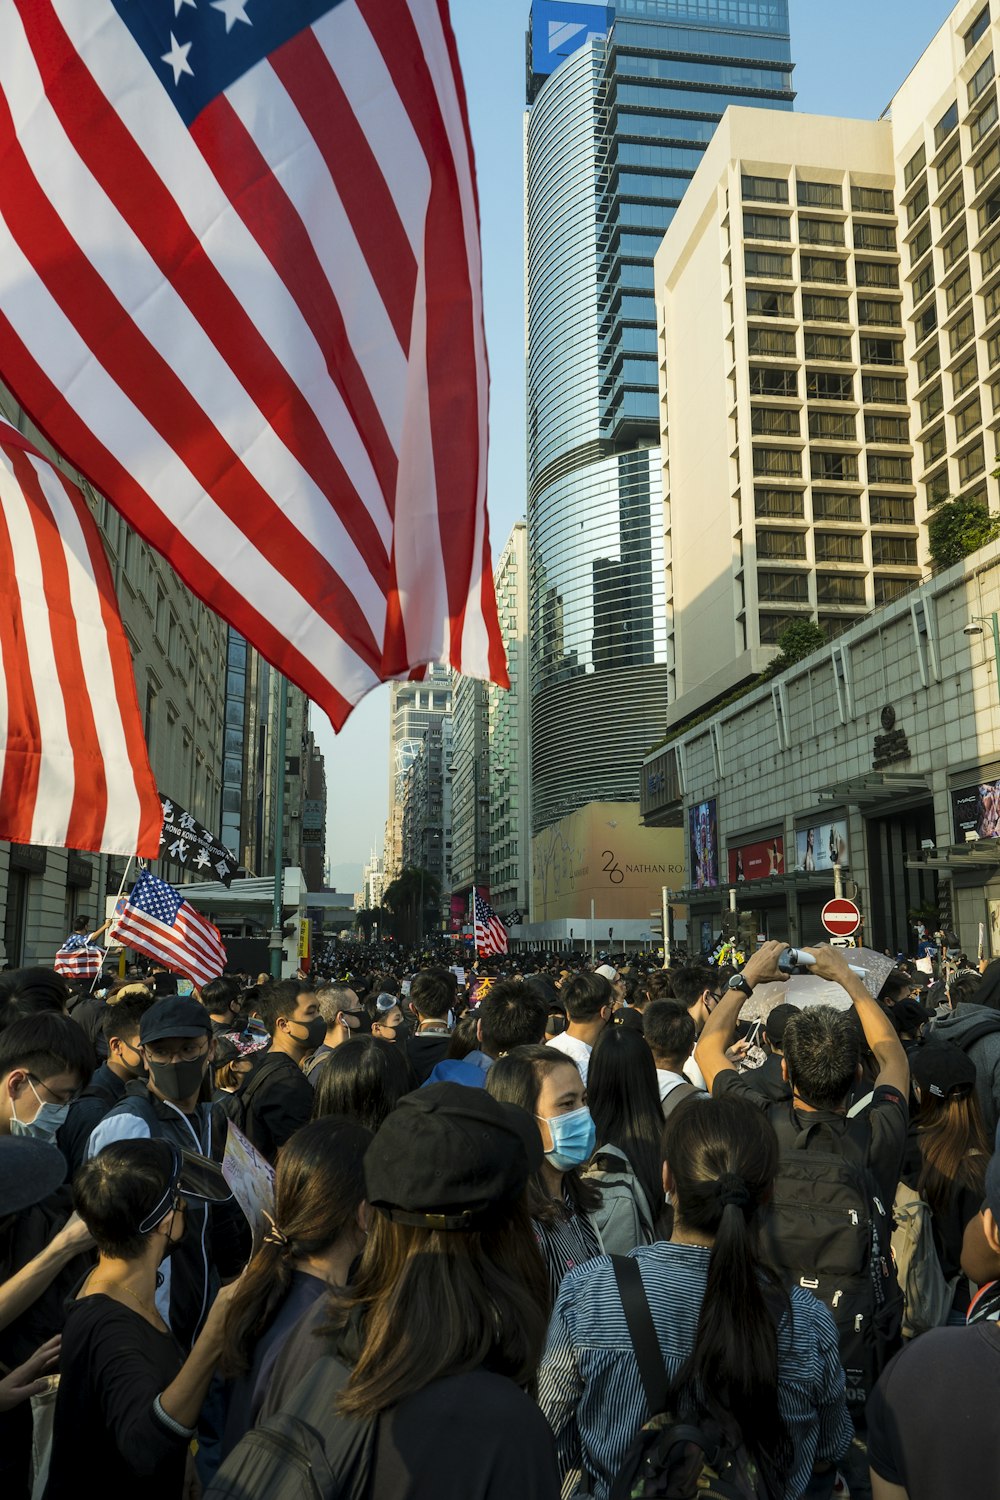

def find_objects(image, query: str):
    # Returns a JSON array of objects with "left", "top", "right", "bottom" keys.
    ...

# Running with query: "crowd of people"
[{"left": 1, "top": 932, "right": 999, "bottom": 1498}]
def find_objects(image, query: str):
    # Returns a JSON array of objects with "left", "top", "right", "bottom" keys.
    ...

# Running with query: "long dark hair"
[
  {"left": 587, "top": 1024, "right": 664, "bottom": 1220},
  {"left": 220, "top": 1119, "right": 371, "bottom": 1377},
  {"left": 664, "top": 1095, "right": 792, "bottom": 1496},
  {"left": 485, "top": 1046, "right": 600, "bottom": 1222},
  {"left": 914, "top": 1090, "right": 990, "bottom": 1217},
  {"left": 331, "top": 1192, "right": 550, "bottom": 1418},
  {"left": 311, "top": 1036, "right": 414, "bottom": 1132}
]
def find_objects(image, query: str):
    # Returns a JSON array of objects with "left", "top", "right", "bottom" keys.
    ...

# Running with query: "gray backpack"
[
  {"left": 585, "top": 1144, "right": 656, "bottom": 1255},
  {"left": 891, "top": 1181, "right": 959, "bottom": 1339}
]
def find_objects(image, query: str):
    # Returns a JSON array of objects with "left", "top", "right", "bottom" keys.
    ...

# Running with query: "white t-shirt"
[
  {"left": 546, "top": 1030, "right": 592, "bottom": 1083},
  {"left": 655, "top": 1068, "right": 690, "bottom": 1103},
  {"left": 683, "top": 1053, "right": 708, "bottom": 1092}
]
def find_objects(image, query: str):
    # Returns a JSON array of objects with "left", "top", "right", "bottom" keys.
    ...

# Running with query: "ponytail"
[{"left": 663, "top": 1097, "right": 792, "bottom": 1495}]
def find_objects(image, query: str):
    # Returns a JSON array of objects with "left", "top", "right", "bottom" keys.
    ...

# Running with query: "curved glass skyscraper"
[{"left": 525, "top": 0, "right": 794, "bottom": 835}]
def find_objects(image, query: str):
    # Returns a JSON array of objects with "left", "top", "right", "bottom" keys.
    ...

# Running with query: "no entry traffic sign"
[{"left": 822, "top": 898, "right": 861, "bottom": 937}]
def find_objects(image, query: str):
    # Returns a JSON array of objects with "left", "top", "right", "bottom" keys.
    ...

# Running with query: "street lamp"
[{"left": 965, "top": 614, "right": 1000, "bottom": 704}]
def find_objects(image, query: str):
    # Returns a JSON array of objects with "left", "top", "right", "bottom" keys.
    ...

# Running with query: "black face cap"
[
  {"left": 911, "top": 1041, "right": 977, "bottom": 1101},
  {"left": 140, "top": 997, "right": 212, "bottom": 1045},
  {"left": 364, "top": 1083, "right": 542, "bottom": 1231}
]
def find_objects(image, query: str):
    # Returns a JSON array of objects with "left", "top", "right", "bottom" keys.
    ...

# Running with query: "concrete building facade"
[
  {"left": 488, "top": 522, "right": 533, "bottom": 920},
  {"left": 449, "top": 673, "right": 490, "bottom": 906},
  {"left": 383, "top": 666, "right": 453, "bottom": 881}
]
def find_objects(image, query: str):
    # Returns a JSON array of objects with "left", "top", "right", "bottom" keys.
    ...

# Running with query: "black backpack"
[
  {"left": 217, "top": 1053, "right": 292, "bottom": 1152},
  {"left": 609, "top": 1257, "right": 765, "bottom": 1500},
  {"left": 759, "top": 1106, "right": 901, "bottom": 1411},
  {"left": 205, "top": 1353, "right": 375, "bottom": 1500}
]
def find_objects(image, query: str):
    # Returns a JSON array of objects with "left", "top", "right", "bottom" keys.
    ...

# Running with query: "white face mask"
[{"left": 9, "top": 1078, "right": 70, "bottom": 1142}]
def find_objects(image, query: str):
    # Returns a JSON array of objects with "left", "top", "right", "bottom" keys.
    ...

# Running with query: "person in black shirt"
[
  {"left": 45, "top": 1138, "right": 242, "bottom": 1500},
  {"left": 740, "top": 1000, "right": 799, "bottom": 1103},
  {"left": 403, "top": 971, "right": 455, "bottom": 1083},
  {"left": 57, "top": 995, "right": 153, "bottom": 1177},
  {"left": 224, "top": 980, "right": 321, "bottom": 1162}
]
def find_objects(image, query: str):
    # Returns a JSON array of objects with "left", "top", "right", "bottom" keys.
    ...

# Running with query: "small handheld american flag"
[
  {"left": 110, "top": 870, "right": 226, "bottom": 986},
  {"left": 473, "top": 889, "right": 508, "bottom": 958},
  {"left": 54, "top": 933, "right": 103, "bottom": 980}
]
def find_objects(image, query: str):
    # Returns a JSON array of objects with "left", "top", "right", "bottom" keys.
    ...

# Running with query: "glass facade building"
[{"left": 525, "top": 0, "right": 795, "bottom": 834}]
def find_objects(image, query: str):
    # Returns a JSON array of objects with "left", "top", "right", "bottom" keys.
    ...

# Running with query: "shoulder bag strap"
[{"left": 610, "top": 1255, "right": 669, "bottom": 1417}]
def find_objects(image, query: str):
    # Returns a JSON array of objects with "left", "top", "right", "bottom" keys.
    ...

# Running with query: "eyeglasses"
[
  {"left": 29, "top": 1074, "right": 79, "bottom": 1106},
  {"left": 142, "top": 1040, "right": 210, "bottom": 1065}
]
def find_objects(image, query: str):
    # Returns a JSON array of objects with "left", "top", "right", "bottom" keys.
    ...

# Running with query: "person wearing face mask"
[
  {"left": 57, "top": 995, "right": 154, "bottom": 1177},
  {"left": 0, "top": 1013, "right": 93, "bottom": 1147},
  {"left": 44, "top": 1139, "right": 242, "bottom": 1500},
  {"left": 487, "top": 1046, "right": 603, "bottom": 1298},
  {"left": 302, "top": 983, "right": 368, "bottom": 1081},
  {"left": 222, "top": 980, "right": 325, "bottom": 1161},
  {"left": 85, "top": 999, "right": 249, "bottom": 1357}
]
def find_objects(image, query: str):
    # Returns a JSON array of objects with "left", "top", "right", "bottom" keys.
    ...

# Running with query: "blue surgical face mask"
[
  {"left": 9, "top": 1079, "right": 70, "bottom": 1142},
  {"left": 537, "top": 1104, "right": 596, "bottom": 1171}
]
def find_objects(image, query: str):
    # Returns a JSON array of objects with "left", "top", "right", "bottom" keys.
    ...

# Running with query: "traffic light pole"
[{"left": 269, "top": 674, "right": 288, "bottom": 979}]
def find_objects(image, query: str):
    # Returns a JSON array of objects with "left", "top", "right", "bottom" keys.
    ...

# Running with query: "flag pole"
[
  {"left": 94, "top": 854, "right": 134, "bottom": 992},
  {"left": 269, "top": 674, "right": 288, "bottom": 979}
]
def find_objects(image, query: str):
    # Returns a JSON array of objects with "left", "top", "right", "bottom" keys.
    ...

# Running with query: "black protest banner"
[{"left": 158, "top": 794, "right": 239, "bottom": 887}]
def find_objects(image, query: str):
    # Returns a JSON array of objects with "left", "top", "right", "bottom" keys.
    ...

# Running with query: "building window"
[
  {"left": 813, "top": 491, "right": 862, "bottom": 521},
  {"left": 946, "top": 265, "right": 974, "bottom": 312},
  {"left": 909, "top": 222, "right": 933, "bottom": 263},
  {"left": 743, "top": 211, "right": 791, "bottom": 242},
  {"left": 913, "top": 304, "right": 939, "bottom": 345},
  {"left": 966, "top": 5, "right": 991, "bottom": 53},
  {"left": 758, "top": 570, "right": 809, "bottom": 602},
  {"left": 757, "top": 530, "right": 807, "bottom": 560},
  {"left": 978, "top": 189, "right": 1000, "bottom": 235},
  {"left": 817, "top": 573, "right": 867, "bottom": 604},
  {"left": 752, "top": 406, "right": 800, "bottom": 437},
  {"left": 875, "top": 576, "right": 914, "bottom": 604},
  {"left": 851, "top": 185, "right": 894, "bottom": 214},
  {"left": 926, "top": 467, "right": 951, "bottom": 506},
  {"left": 809, "top": 409, "right": 856, "bottom": 440},
  {"left": 937, "top": 142, "right": 963, "bottom": 190},
  {"left": 742, "top": 174, "right": 789, "bottom": 204},
  {"left": 919, "top": 380, "right": 944, "bottom": 428},
  {"left": 802, "top": 293, "right": 850, "bottom": 322},
  {"left": 872, "top": 536, "right": 918, "bottom": 566},
  {"left": 942, "top": 226, "right": 969, "bottom": 270},
  {"left": 984, "top": 280, "right": 1000, "bottom": 323},
  {"left": 940, "top": 183, "right": 966, "bottom": 229},
  {"left": 801, "top": 254, "right": 848, "bottom": 284},
  {"left": 907, "top": 182, "right": 930, "bottom": 226},
  {"left": 956, "top": 396, "right": 983, "bottom": 439},
  {"left": 855, "top": 222, "right": 897, "bottom": 252},
  {"left": 972, "top": 92, "right": 1000, "bottom": 147},
  {"left": 811, "top": 450, "right": 859, "bottom": 482},
  {"left": 815, "top": 531, "right": 864, "bottom": 562},
  {"left": 990, "top": 328, "right": 1000, "bottom": 366},
  {"left": 868, "top": 453, "right": 913, "bottom": 484},
  {"left": 858, "top": 298, "right": 901, "bottom": 326},
  {"left": 911, "top": 263, "right": 935, "bottom": 305},
  {"left": 755, "top": 487, "right": 805, "bottom": 518},
  {"left": 865, "top": 413, "right": 910, "bottom": 444},
  {"left": 856, "top": 260, "right": 900, "bottom": 288},
  {"left": 749, "top": 364, "right": 798, "bottom": 396},
  {"left": 934, "top": 100, "right": 960, "bottom": 148},
  {"left": 903, "top": 145, "right": 926, "bottom": 188},
  {"left": 806, "top": 370, "right": 855, "bottom": 401},
  {"left": 969, "top": 52, "right": 996, "bottom": 106},
  {"left": 954, "top": 351, "right": 980, "bottom": 392},
  {"left": 958, "top": 441, "right": 987, "bottom": 484},
  {"left": 860, "top": 337, "right": 904, "bottom": 365},
  {"left": 870, "top": 494, "right": 915, "bottom": 524},
  {"left": 797, "top": 180, "right": 843, "bottom": 209},
  {"left": 753, "top": 447, "right": 803, "bottom": 478},
  {"left": 950, "top": 310, "right": 976, "bottom": 355},
  {"left": 800, "top": 216, "right": 845, "bottom": 246},
  {"left": 804, "top": 332, "right": 853, "bottom": 361},
  {"left": 922, "top": 424, "right": 947, "bottom": 466},
  {"left": 863, "top": 375, "right": 907, "bottom": 404},
  {"left": 746, "top": 288, "right": 794, "bottom": 318},
  {"left": 745, "top": 250, "right": 793, "bottom": 280},
  {"left": 748, "top": 327, "right": 797, "bottom": 357},
  {"left": 916, "top": 341, "right": 942, "bottom": 385},
  {"left": 974, "top": 138, "right": 1000, "bottom": 193},
  {"left": 760, "top": 613, "right": 799, "bottom": 645}
]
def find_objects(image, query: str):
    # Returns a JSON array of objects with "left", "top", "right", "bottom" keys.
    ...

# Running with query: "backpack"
[
  {"left": 758, "top": 1106, "right": 901, "bottom": 1410},
  {"left": 661, "top": 1080, "right": 700, "bottom": 1120},
  {"left": 217, "top": 1053, "right": 292, "bottom": 1151},
  {"left": 608, "top": 1256, "right": 765, "bottom": 1500},
  {"left": 584, "top": 1145, "right": 656, "bottom": 1256},
  {"left": 891, "top": 1181, "right": 960, "bottom": 1340},
  {"left": 950, "top": 1013, "right": 1000, "bottom": 1054},
  {"left": 205, "top": 1353, "right": 375, "bottom": 1500}
]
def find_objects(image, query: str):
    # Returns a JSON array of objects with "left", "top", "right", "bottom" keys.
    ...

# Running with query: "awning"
[
  {"left": 675, "top": 872, "right": 837, "bottom": 903},
  {"left": 905, "top": 841, "right": 1000, "bottom": 874},
  {"left": 815, "top": 771, "right": 931, "bottom": 807}
]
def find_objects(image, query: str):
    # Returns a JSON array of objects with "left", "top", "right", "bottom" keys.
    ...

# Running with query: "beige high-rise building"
[
  {"left": 655, "top": 108, "right": 921, "bottom": 725},
  {"left": 488, "top": 521, "right": 532, "bottom": 920},
  {"left": 383, "top": 665, "right": 453, "bottom": 881}
]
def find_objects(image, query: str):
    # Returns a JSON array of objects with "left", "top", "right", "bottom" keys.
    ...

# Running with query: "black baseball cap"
[
  {"left": 763, "top": 1003, "right": 800, "bottom": 1047},
  {"left": 140, "top": 997, "right": 212, "bottom": 1046},
  {"left": 364, "top": 1083, "right": 542, "bottom": 1232},
  {"left": 911, "top": 1042, "right": 977, "bottom": 1102}
]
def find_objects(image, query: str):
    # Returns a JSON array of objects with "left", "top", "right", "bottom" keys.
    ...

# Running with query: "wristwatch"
[{"left": 726, "top": 972, "right": 754, "bottom": 998}]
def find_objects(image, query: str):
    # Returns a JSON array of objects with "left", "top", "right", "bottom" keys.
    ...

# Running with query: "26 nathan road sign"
[{"left": 822, "top": 898, "right": 862, "bottom": 938}]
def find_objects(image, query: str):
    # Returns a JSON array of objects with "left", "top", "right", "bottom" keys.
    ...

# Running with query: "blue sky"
[{"left": 317, "top": 0, "right": 956, "bottom": 893}]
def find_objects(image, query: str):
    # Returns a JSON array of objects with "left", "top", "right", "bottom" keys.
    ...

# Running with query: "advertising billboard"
[
  {"left": 952, "top": 780, "right": 1000, "bottom": 841},
  {"left": 689, "top": 799, "right": 719, "bottom": 890},
  {"left": 531, "top": 800, "right": 685, "bottom": 923},
  {"left": 795, "top": 820, "right": 849, "bottom": 873},
  {"left": 727, "top": 836, "right": 785, "bottom": 884},
  {"left": 531, "top": 1, "right": 611, "bottom": 81}
]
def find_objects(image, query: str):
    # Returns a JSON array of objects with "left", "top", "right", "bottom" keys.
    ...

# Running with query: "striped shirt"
[
  {"left": 534, "top": 1192, "right": 603, "bottom": 1301},
  {"left": 538, "top": 1241, "right": 852, "bottom": 1500}
]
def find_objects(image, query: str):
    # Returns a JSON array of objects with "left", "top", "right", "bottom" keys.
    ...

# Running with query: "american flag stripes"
[
  {"left": 0, "top": 421, "right": 162, "bottom": 857},
  {"left": 110, "top": 869, "right": 226, "bottom": 986},
  {"left": 473, "top": 889, "right": 508, "bottom": 958},
  {"left": 54, "top": 933, "right": 104, "bottom": 980},
  {"left": 0, "top": 0, "right": 508, "bottom": 731}
]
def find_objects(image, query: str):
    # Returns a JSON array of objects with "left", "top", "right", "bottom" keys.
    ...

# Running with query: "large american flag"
[
  {"left": 473, "top": 889, "right": 508, "bottom": 958},
  {"left": 110, "top": 869, "right": 226, "bottom": 985},
  {"left": 0, "top": 1, "right": 507, "bottom": 730},
  {"left": 0, "top": 421, "right": 162, "bottom": 857},
  {"left": 54, "top": 932, "right": 104, "bottom": 980}
]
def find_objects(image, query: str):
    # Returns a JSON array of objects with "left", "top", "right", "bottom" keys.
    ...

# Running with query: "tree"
[
  {"left": 770, "top": 619, "right": 826, "bottom": 672},
  {"left": 927, "top": 494, "right": 1000, "bottom": 569},
  {"left": 381, "top": 868, "right": 441, "bottom": 947}
]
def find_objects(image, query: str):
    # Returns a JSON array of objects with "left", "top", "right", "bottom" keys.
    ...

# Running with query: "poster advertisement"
[
  {"left": 952, "top": 781, "right": 1000, "bottom": 841},
  {"left": 449, "top": 895, "right": 467, "bottom": 933},
  {"left": 689, "top": 799, "right": 719, "bottom": 890},
  {"left": 222, "top": 1121, "right": 276, "bottom": 1252},
  {"left": 795, "top": 820, "right": 849, "bottom": 873},
  {"left": 727, "top": 836, "right": 785, "bottom": 884},
  {"left": 990, "top": 901, "right": 1000, "bottom": 958}
]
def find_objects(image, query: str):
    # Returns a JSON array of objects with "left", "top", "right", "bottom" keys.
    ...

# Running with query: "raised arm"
[{"left": 695, "top": 940, "right": 789, "bottom": 1092}]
